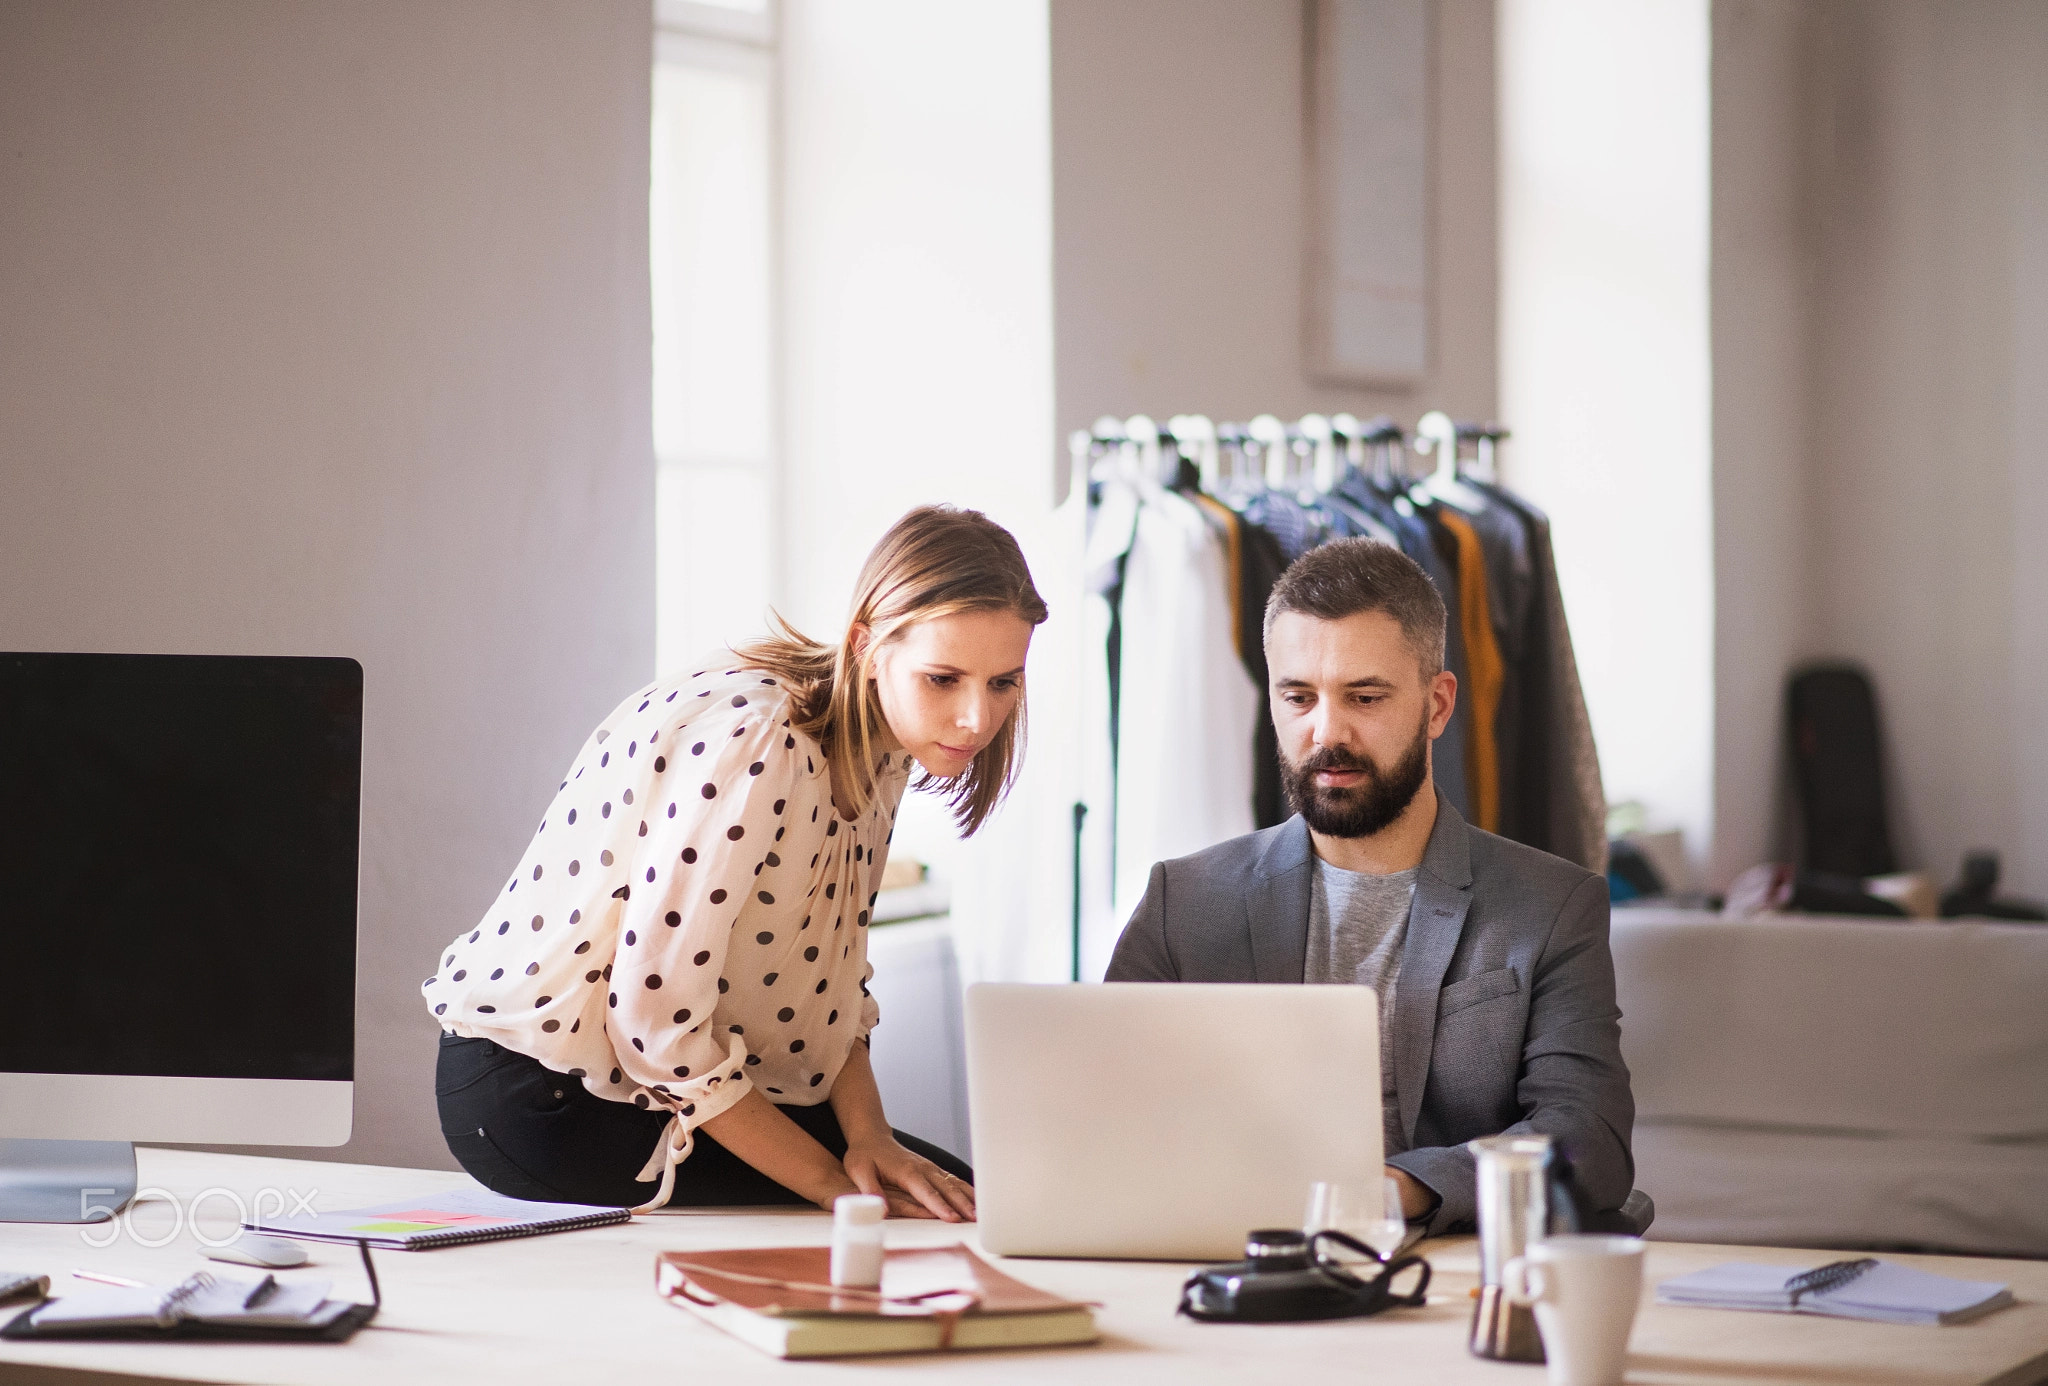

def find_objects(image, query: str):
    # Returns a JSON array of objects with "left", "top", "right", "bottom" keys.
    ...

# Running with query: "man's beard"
[{"left": 1280, "top": 716, "right": 1432, "bottom": 839}]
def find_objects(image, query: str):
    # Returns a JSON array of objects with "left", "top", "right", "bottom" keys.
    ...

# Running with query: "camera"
[{"left": 1178, "top": 1228, "right": 1432, "bottom": 1323}]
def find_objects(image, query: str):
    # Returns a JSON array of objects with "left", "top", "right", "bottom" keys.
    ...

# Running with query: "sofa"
[{"left": 1612, "top": 906, "right": 2048, "bottom": 1257}]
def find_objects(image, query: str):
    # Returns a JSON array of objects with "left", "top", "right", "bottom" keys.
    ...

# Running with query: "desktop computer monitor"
[{"left": 0, "top": 653, "right": 361, "bottom": 1221}]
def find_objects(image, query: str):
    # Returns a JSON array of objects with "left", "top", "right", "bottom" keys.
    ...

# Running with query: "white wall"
[
  {"left": 1802, "top": 0, "right": 2048, "bottom": 900},
  {"left": 0, "top": 1, "right": 655, "bottom": 1169},
  {"left": 1050, "top": 0, "right": 1499, "bottom": 477},
  {"left": 778, "top": 0, "right": 1056, "bottom": 881},
  {"left": 779, "top": 0, "right": 1055, "bottom": 633},
  {"left": 1709, "top": 0, "right": 1819, "bottom": 883},
  {"left": 1498, "top": 0, "right": 1716, "bottom": 876},
  {"left": 1603, "top": 0, "right": 2048, "bottom": 899}
]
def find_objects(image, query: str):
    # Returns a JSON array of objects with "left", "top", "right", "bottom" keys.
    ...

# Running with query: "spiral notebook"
[
  {"left": 245, "top": 1186, "right": 630, "bottom": 1250},
  {"left": 1656, "top": 1258, "right": 2013, "bottom": 1326}
]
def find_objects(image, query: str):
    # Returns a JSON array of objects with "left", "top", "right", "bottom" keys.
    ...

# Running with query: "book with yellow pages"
[{"left": 655, "top": 1243, "right": 1098, "bottom": 1359}]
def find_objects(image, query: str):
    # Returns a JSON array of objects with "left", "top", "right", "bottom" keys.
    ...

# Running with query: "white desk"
[{"left": 1, "top": 1148, "right": 2043, "bottom": 1385}]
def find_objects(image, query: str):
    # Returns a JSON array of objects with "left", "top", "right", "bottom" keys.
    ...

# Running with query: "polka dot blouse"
[{"left": 422, "top": 663, "right": 908, "bottom": 1209}]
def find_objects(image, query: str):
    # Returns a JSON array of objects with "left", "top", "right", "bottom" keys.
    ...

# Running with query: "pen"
[{"left": 70, "top": 1270, "right": 147, "bottom": 1288}]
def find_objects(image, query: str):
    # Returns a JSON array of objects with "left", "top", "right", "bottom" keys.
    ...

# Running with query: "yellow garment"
[
  {"left": 1191, "top": 491, "right": 1246, "bottom": 663},
  {"left": 1435, "top": 509, "right": 1503, "bottom": 833}
]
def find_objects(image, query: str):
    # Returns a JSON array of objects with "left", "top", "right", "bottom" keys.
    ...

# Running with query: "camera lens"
[{"left": 1244, "top": 1229, "right": 1311, "bottom": 1269}]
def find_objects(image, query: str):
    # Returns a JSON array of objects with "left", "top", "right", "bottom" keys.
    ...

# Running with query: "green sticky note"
[{"left": 352, "top": 1221, "right": 444, "bottom": 1234}]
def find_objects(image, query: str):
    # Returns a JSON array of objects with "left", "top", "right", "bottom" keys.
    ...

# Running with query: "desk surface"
[{"left": 0, "top": 1148, "right": 2042, "bottom": 1386}]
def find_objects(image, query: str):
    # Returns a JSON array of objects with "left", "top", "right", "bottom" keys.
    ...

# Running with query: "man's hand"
[
  {"left": 1387, "top": 1165, "right": 1437, "bottom": 1221},
  {"left": 843, "top": 1137, "right": 975, "bottom": 1223}
]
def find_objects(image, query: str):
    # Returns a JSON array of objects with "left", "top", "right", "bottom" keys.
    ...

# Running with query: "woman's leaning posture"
[{"left": 425, "top": 506, "right": 1045, "bottom": 1219}]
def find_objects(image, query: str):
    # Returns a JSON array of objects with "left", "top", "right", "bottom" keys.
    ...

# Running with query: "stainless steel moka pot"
[{"left": 1467, "top": 1134, "right": 1557, "bottom": 1362}]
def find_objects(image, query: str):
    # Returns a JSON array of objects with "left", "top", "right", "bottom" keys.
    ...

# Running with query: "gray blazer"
[{"left": 1104, "top": 798, "right": 1641, "bottom": 1237}]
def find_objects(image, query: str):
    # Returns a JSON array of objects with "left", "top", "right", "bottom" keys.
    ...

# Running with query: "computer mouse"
[{"left": 204, "top": 1234, "right": 310, "bottom": 1269}]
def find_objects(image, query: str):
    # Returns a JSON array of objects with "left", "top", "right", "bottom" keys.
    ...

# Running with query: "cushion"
[{"left": 1611, "top": 908, "right": 2048, "bottom": 1139}]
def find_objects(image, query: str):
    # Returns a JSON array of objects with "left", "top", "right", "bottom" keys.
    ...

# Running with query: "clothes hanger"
[
  {"left": 1167, "top": 414, "right": 1220, "bottom": 495},
  {"left": 1120, "top": 414, "right": 1175, "bottom": 499},
  {"left": 1329, "top": 412, "right": 1364, "bottom": 481},
  {"left": 1066, "top": 429, "right": 1096, "bottom": 508},
  {"left": 1297, "top": 414, "right": 1343, "bottom": 496},
  {"left": 1248, "top": 413, "right": 1289, "bottom": 496},
  {"left": 1082, "top": 417, "right": 1142, "bottom": 568},
  {"left": 1372, "top": 419, "right": 1422, "bottom": 517},
  {"left": 1473, "top": 423, "right": 1510, "bottom": 485},
  {"left": 1214, "top": 422, "right": 1259, "bottom": 508},
  {"left": 1411, "top": 409, "right": 1489, "bottom": 512},
  {"left": 1361, "top": 416, "right": 1404, "bottom": 487},
  {"left": 1307, "top": 413, "right": 1396, "bottom": 542}
]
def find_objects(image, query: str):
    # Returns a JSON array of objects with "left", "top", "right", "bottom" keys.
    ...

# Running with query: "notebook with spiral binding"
[
  {"left": 244, "top": 1186, "right": 630, "bottom": 1250},
  {"left": 1656, "top": 1258, "right": 2014, "bottom": 1325}
]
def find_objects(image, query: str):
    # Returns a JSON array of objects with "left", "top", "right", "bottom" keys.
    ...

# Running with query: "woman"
[{"left": 425, "top": 506, "right": 1046, "bottom": 1219}]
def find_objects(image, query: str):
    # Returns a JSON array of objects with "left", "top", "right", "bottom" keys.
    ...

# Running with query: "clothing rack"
[
  {"left": 1067, "top": 410, "right": 1510, "bottom": 503},
  {"left": 1061, "top": 410, "right": 1603, "bottom": 983}
]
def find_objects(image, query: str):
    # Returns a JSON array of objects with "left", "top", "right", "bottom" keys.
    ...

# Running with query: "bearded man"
[{"left": 1105, "top": 538, "right": 1646, "bottom": 1238}]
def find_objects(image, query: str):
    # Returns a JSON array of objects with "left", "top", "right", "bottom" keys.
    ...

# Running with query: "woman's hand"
[
  {"left": 843, "top": 1136, "right": 976, "bottom": 1222},
  {"left": 825, "top": 1040, "right": 973, "bottom": 1220}
]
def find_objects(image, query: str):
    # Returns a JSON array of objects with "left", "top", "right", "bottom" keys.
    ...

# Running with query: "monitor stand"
[{"left": 0, "top": 1139, "right": 137, "bottom": 1223}]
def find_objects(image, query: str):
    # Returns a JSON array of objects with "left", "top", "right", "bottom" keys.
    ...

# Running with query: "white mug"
[{"left": 1501, "top": 1234, "right": 1645, "bottom": 1386}]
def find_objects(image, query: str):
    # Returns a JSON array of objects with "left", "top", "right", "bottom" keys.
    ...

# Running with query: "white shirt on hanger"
[{"left": 1111, "top": 486, "right": 1260, "bottom": 934}]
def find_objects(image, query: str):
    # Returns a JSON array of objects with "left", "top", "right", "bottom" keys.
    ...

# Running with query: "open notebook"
[
  {"left": 1657, "top": 1258, "right": 2013, "bottom": 1326},
  {"left": 2, "top": 1244, "right": 381, "bottom": 1343}
]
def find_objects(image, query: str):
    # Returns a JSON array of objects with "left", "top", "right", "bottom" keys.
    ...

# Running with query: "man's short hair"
[{"left": 1262, "top": 538, "right": 1448, "bottom": 677}]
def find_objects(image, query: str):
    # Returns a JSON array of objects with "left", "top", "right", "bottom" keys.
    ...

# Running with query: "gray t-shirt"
[{"left": 1304, "top": 856, "right": 1417, "bottom": 1156}]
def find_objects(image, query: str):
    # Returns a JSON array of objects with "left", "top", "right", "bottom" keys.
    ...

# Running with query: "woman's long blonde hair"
[{"left": 731, "top": 505, "right": 1048, "bottom": 836}]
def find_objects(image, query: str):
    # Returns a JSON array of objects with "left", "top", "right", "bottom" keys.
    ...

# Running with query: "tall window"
[{"left": 651, "top": 0, "right": 777, "bottom": 675}]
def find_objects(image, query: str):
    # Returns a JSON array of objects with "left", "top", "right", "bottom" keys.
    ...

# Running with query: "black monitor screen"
[{"left": 0, "top": 653, "right": 360, "bottom": 1081}]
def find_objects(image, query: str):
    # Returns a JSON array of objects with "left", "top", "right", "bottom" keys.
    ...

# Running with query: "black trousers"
[{"left": 435, "top": 1033, "right": 973, "bottom": 1208}]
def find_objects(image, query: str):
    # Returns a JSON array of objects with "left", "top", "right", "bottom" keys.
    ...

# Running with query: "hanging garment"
[
  {"left": 1112, "top": 487, "right": 1260, "bottom": 927},
  {"left": 1191, "top": 490, "right": 1289, "bottom": 835},
  {"left": 1477, "top": 485, "right": 1607, "bottom": 872},
  {"left": 1241, "top": 487, "right": 1333, "bottom": 563},
  {"left": 1190, "top": 492, "right": 1247, "bottom": 665},
  {"left": 1227, "top": 505, "right": 1292, "bottom": 829},
  {"left": 1452, "top": 498, "right": 1536, "bottom": 843},
  {"left": 950, "top": 483, "right": 1125, "bottom": 986},
  {"left": 1081, "top": 479, "right": 1142, "bottom": 976},
  {"left": 1326, "top": 470, "right": 1474, "bottom": 826},
  {"left": 1430, "top": 506, "right": 1505, "bottom": 834}
]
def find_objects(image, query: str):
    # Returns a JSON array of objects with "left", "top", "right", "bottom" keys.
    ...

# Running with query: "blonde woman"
[{"left": 426, "top": 506, "right": 1045, "bottom": 1219}]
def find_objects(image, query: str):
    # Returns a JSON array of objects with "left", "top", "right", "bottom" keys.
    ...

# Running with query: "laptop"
[{"left": 964, "top": 983, "right": 1382, "bottom": 1260}]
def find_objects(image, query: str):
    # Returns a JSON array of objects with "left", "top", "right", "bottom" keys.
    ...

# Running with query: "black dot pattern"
[{"left": 418, "top": 664, "right": 906, "bottom": 1157}]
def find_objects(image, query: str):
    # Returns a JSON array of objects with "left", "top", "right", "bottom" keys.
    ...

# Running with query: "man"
[{"left": 1106, "top": 539, "right": 1645, "bottom": 1236}]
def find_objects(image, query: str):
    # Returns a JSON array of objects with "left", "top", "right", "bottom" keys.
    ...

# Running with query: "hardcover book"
[{"left": 655, "top": 1243, "right": 1098, "bottom": 1359}]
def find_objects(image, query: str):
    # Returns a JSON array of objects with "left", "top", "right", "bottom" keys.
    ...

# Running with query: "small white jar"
[{"left": 830, "top": 1193, "right": 886, "bottom": 1288}]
